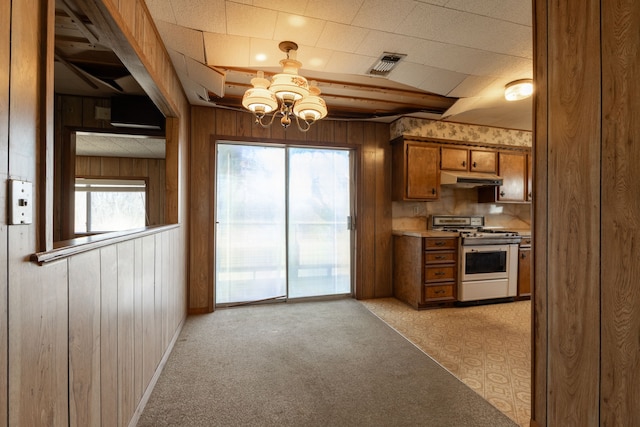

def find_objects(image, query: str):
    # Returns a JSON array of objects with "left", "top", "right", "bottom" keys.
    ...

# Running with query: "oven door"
[{"left": 461, "top": 244, "right": 510, "bottom": 281}]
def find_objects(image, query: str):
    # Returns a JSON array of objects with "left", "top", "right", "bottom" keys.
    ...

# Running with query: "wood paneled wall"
[
  {"left": 67, "top": 229, "right": 185, "bottom": 427},
  {"left": 188, "top": 107, "right": 393, "bottom": 313},
  {"left": 533, "top": 0, "right": 640, "bottom": 425},
  {"left": 3, "top": 0, "right": 190, "bottom": 426},
  {"left": 0, "top": 0, "right": 10, "bottom": 424},
  {"left": 76, "top": 155, "right": 166, "bottom": 226}
]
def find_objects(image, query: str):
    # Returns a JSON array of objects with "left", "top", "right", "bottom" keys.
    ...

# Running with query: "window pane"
[
  {"left": 288, "top": 148, "right": 351, "bottom": 298},
  {"left": 215, "top": 144, "right": 287, "bottom": 304},
  {"left": 88, "top": 191, "right": 146, "bottom": 232},
  {"left": 75, "top": 192, "right": 87, "bottom": 233}
]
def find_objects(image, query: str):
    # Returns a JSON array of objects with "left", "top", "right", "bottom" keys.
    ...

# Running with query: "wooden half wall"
[
  {"left": 2, "top": 0, "right": 190, "bottom": 425},
  {"left": 188, "top": 107, "right": 393, "bottom": 313},
  {"left": 533, "top": 0, "right": 640, "bottom": 425}
]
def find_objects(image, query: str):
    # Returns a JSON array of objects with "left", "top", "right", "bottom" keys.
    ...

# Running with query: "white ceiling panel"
[
  {"left": 252, "top": 0, "right": 310, "bottom": 16},
  {"left": 273, "top": 13, "right": 326, "bottom": 46},
  {"left": 185, "top": 57, "right": 226, "bottom": 96},
  {"left": 294, "top": 45, "right": 334, "bottom": 71},
  {"left": 203, "top": 33, "right": 250, "bottom": 66},
  {"left": 169, "top": 0, "right": 226, "bottom": 33},
  {"left": 445, "top": 0, "right": 532, "bottom": 26},
  {"left": 226, "top": 2, "right": 278, "bottom": 38},
  {"left": 248, "top": 38, "right": 291, "bottom": 68},
  {"left": 351, "top": 0, "right": 417, "bottom": 32},
  {"left": 412, "top": 65, "right": 468, "bottom": 96},
  {"left": 397, "top": 3, "right": 531, "bottom": 57},
  {"left": 316, "top": 22, "right": 369, "bottom": 53},
  {"left": 324, "top": 51, "right": 377, "bottom": 75},
  {"left": 154, "top": 21, "right": 205, "bottom": 63},
  {"left": 303, "top": 0, "right": 365, "bottom": 24},
  {"left": 447, "top": 75, "right": 498, "bottom": 98}
]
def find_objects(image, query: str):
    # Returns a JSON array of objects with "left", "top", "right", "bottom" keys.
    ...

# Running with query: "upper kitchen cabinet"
[
  {"left": 478, "top": 151, "right": 529, "bottom": 203},
  {"left": 392, "top": 140, "right": 440, "bottom": 201},
  {"left": 441, "top": 147, "right": 497, "bottom": 174}
]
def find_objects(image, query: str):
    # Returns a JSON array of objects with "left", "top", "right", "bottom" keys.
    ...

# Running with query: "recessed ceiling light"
[{"left": 255, "top": 53, "right": 267, "bottom": 62}]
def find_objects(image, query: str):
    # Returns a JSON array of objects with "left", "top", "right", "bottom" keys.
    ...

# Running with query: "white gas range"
[{"left": 429, "top": 215, "right": 522, "bottom": 303}]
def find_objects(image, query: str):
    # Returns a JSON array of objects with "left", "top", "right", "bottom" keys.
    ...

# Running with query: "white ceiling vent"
[{"left": 368, "top": 53, "right": 407, "bottom": 77}]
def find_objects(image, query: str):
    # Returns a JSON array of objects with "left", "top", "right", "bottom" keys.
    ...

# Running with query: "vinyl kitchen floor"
[{"left": 361, "top": 298, "right": 531, "bottom": 427}]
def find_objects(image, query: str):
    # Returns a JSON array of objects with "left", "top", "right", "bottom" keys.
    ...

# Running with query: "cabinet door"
[
  {"left": 497, "top": 152, "right": 527, "bottom": 201},
  {"left": 440, "top": 147, "right": 468, "bottom": 171},
  {"left": 470, "top": 150, "right": 497, "bottom": 173},
  {"left": 518, "top": 247, "right": 531, "bottom": 297},
  {"left": 527, "top": 153, "right": 533, "bottom": 201},
  {"left": 406, "top": 144, "right": 439, "bottom": 200}
]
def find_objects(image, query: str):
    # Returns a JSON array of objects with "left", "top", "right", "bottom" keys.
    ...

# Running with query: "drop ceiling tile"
[
  {"left": 445, "top": 0, "right": 532, "bottom": 26},
  {"left": 144, "top": 0, "right": 176, "bottom": 24},
  {"left": 294, "top": 46, "right": 334, "bottom": 71},
  {"left": 185, "top": 57, "right": 226, "bottom": 96},
  {"left": 397, "top": 3, "right": 531, "bottom": 57},
  {"left": 414, "top": 0, "right": 450, "bottom": 6},
  {"left": 324, "top": 51, "right": 377, "bottom": 75},
  {"left": 203, "top": 33, "right": 251, "bottom": 66},
  {"left": 154, "top": 21, "right": 205, "bottom": 63},
  {"left": 226, "top": 3, "right": 278, "bottom": 38},
  {"left": 351, "top": 0, "right": 417, "bottom": 32},
  {"left": 169, "top": 0, "right": 226, "bottom": 33},
  {"left": 447, "top": 75, "right": 497, "bottom": 98},
  {"left": 273, "top": 13, "right": 326, "bottom": 47},
  {"left": 411, "top": 65, "right": 468, "bottom": 96},
  {"left": 421, "top": 43, "right": 531, "bottom": 76},
  {"left": 252, "top": 0, "right": 310, "bottom": 15},
  {"left": 316, "top": 22, "right": 369, "bottom": 53},
  {"left": 166, "top": 48, "right": 188, "bottom": 75},
  {"left": 248, "top": 38, "right": 289, "bottom": 68},
  {"left": 303, "top": 0, "right": 365, "bottom": 24}
]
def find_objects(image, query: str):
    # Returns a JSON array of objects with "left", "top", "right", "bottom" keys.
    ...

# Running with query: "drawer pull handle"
[
  {"left": 434, "top": 255, "right": 446, "bottom": 260},
  {"left": 435, "top": 241, "right": 445, "bottom": 246},
  {"left": 435, "top": 289, "right": 445, "bottom": 294},
  {"left": 434, "top": 272, "right": 445, "bottom": 276}
]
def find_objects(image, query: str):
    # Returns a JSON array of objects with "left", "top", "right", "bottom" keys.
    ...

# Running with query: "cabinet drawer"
[
  {"left": 425, "top": 251, "right": 456, "bottom": 263},
  {"left": 425, "top": 285, "right": 454, "bottom": 299},
  {"left": 424, "top": 238, "right": 457, "bottom": 250},
  {"left": 425, "top": 266, "right": 456, "bottom": 282}
]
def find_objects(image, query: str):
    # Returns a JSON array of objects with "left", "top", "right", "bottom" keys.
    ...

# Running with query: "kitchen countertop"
[
  {"left": 392, "top": 228, "right": 532, "bottom": 238},
  {"left": 392, "top": 230, "right": 460, "bottom": 238}
]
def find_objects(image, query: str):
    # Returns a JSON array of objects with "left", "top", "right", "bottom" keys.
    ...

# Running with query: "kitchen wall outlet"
[
  {"left": 9, "top": 179, "right": 33, "bottom": 225},
  {"left": 413, "top": 206, "right": 420, "bottom": 215},
  {"left": 95, "top": 105, "right": 111, "bottom": 120}
]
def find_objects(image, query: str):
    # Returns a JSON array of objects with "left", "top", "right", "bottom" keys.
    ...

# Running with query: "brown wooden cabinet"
[
  {"left": 517, "top": 237, "right": 531, "bottom": 299},
  {"left": 393, "top": 235, "right": 457, "bottom": 309},
  {"left": 478, "top": 151, "right": 528, "bottom": 203},
  {"left": 527, "top": 153, "right": 533, "bottom": 201},
  {"left": 441, "top": 147, "right": 496, "bottom": 173},
  {"left": 392, "top": 141, "right": 440, "bottom": 201}
]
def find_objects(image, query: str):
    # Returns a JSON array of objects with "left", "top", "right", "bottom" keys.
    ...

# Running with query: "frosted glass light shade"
[
  {"left": 294, "top": 86, "right": 327, "bottom": 121},
  {"left": 270, "top": 59, "right": 309, "bottom": 101},
  {"left": 504, "top": 79, "right": 534, "bottom": 101},
  {"left": 242, "top": 72, "right": 278, "bottom": 114}
]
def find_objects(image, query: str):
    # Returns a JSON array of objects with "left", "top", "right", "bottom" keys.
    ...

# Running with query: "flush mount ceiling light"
[
  {"left": 504, "top": 79, "right": 534, "bottom": 101},
  {"left": 242, "top": 41, "right": 327, "bottom": 132}
]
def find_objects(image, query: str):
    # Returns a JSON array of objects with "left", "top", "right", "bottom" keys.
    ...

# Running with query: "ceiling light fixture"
[
  {"left": 504, "top": 79, "right": 534, "bottom": 101},
  {"left": 242, "top": 41, "right": 327, "bottom": 132}
]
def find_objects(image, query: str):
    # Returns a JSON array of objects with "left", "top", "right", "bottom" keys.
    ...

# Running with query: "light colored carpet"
[
  {"left": 361, "top": 298, "right": 531, "bottom": 427},
  {"left": 137, "top": 298, "right": 517, "bottom": 426}
]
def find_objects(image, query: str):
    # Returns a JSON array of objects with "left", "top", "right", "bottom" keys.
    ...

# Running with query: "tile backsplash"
[{"left": 393, "top": 187, "right": 532, "bottom": 230}]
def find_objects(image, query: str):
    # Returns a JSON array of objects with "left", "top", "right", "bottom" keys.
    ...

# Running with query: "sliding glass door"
[{"left": 215, "top": 143, "right": 352, "bottom": 305}]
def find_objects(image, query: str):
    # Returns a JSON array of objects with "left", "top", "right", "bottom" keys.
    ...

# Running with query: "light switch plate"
[{"left": 9, "top": 179, "right": 33, "bottom": 225}]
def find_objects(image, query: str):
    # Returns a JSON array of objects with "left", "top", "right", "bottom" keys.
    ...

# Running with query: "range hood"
[{"left": 440, "top": 170, "right": 503, "bottom": 188}]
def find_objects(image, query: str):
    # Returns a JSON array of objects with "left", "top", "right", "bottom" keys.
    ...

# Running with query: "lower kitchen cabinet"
[
  {"left": 517, "top": 236, "right": 532, "bottom": 299},
  {"left": 393, "top": 235, "right": 457, "bottom": 309}
]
